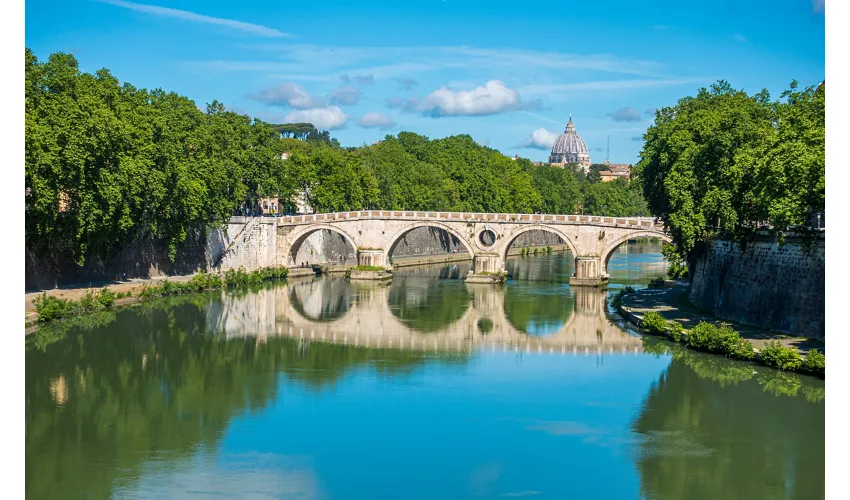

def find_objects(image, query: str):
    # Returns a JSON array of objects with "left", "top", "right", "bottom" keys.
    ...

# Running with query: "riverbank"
[
  {"left": 25, "top": 266, "right": 308, "bottom": 329},
  {"left": 617, "top": 280, "right": 824, "bottom": 376},
  {"left": 618, "top": 280, "right": 823, "bottom": 354}
]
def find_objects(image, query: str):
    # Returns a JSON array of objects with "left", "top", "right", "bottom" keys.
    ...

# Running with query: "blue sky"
[{"left": 25, "top": 0, "right": 824, "bottom": 163}]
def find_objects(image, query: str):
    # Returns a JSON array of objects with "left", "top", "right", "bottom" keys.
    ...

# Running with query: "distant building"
[
  {"left": 549, "top": 115, "right": 591, "bottom": 172},
  {"left": 599, "top": 160, "right": 631, "bottom": 182}
]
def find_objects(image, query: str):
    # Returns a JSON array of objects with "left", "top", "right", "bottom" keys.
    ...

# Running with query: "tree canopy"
[
  {"left": 25, "top": 49, "right": 290, "bottom": 264},
  {"left": 634, "top": 80, "right": 825, "bottom": 255}
]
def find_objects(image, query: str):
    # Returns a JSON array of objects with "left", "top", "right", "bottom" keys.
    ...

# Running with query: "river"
[{"left": 25, "top": 244, "right": 825, "bottom": 499}]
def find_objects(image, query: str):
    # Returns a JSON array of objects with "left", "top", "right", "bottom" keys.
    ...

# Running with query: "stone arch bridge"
[{"left": 217, "top": 211, "right": 671, "bottom": 285}]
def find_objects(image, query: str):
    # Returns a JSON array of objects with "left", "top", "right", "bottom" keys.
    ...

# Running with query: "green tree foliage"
[
  {"left": 634, "top": 80, "right": 825, "bottom": 255},
  {"left": 25, "top": 49, "right": 289, "bottom": 264},
  {"left": 581, "top": 178, "right": 649, "bottom": 217},
  {"left": 527, "top": 163, "right": 582, "bottom": 214},
  {"left": 271, "top": 122, "right": 341, "bottom": 147}
]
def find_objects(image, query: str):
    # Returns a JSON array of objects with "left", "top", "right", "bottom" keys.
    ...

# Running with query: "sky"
[{"left": 24, "top": 0, "right": 825, "bottom": 164}]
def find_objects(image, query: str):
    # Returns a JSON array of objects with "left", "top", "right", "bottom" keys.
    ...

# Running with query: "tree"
[
  {"left": 633, "top": 80, "right": 823, "bottom": 256},
  {"left": 528, "top": 163, "right": 582, "bottom": 214}
]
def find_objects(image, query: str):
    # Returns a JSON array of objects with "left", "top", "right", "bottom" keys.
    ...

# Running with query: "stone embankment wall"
[
  {"left": 25, "top": 224, "right": 237, "bottom": 291},
  {"left": 687, "top": 234, "right": 825, "bottom": 341}
]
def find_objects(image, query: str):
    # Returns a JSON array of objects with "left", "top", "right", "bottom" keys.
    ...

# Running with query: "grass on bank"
[
  {"left": 350, "top": 265, "right": 386, "bottom": 272},
  {"left": 33, "top": 266, "right": 289, "bottom": 324}
]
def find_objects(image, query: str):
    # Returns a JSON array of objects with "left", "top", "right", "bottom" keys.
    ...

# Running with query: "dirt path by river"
[
  {"left": 620, "top": 280, "right": 824, "bottom": 355},
  {"left": 24, "top": 274, "right": 198, "bottom": 317}
]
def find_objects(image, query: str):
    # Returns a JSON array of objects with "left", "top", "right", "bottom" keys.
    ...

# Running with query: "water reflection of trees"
[
  {"left": 633, "top": 338, "right": 825, "bottom": 500},
  {"left": 289, "top": 278, "right": 354, "bottom": 321},
  {"left": 388, "top": 278, "right": 471, "bottom": 333},
  {"left": 505, "top": 252, "right": 574, "bottom": 283},
  {"left": 503, "top": 285, "right": 575, "bottom": 336},
  {"left": 25, "top": 296, "right": 467, "bottom": 500}
]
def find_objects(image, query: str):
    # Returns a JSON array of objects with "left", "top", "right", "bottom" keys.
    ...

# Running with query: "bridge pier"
[
  {"left": 357, "top": 249, "right": 387, "bottom": 269},
  {"left": 569, "top": 256, "right": 608, "bottom": 287},
  {"left": 465, "top": 254, "right": 505, "bottom": 284}
]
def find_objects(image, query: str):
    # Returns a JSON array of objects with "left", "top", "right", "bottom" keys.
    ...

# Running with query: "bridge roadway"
[
  {"left": 205, "top": 278, "right": 645, "bottom": 355},
  {"left": 218, "top": 210, "right": 672, "bottom": 286}
]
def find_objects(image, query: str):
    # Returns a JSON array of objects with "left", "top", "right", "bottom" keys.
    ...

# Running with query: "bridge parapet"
[{"left": 271, "top": 211, "right": 659, "bottom": 230}]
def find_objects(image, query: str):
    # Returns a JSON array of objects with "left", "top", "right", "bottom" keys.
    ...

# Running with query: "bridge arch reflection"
[{"left": 212, "top": 277, "right": 643, "bottom": 354}]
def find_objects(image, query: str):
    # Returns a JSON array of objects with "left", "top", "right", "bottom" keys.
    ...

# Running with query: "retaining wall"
[{"left": 687, "top": 235, "right": 825, "bottom": 341}]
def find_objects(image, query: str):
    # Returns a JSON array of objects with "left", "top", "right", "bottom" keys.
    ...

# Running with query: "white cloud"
[
  {"left": 96, "top": 0, "right": 294, "bottom": 38},
  {"left": 520, "top": 128, "right": 560, "bottom": 150},
  {"left": 418, "top": 80, "right": 539, "bottom": 117},
  {"left": 193, "top": 44, "right": 666, "bottom": 79},
  {"left": 250, "top": 82, "right": 322, "bottom": 109},
  {"left": 283, "top": 106, "right": 349, "bottom": 130},
  {"left": 329, "top": 87, "right": 361, "bottom": 106},
  {"left": 386, "top": 96, "right": 419, "bottom": 112},
  {"left": 357, "top": 112, "right": 395, "bottom": 129},
  {"left": 519, "top": 77, "right": 708, "bottom": 99},
  {"left": 607, "top": 107, "right": 641, "bottom": 122}
]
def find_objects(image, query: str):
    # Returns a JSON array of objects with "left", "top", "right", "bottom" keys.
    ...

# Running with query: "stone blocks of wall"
[
  {"left": 687, "top": 236, "right": 825, "bottom": 341},
  {"left": 25, "top": 225, "right": 233, "bottom": 291},
  {"left": 217, "top": 219, "right": 278, "bottom": 271}
]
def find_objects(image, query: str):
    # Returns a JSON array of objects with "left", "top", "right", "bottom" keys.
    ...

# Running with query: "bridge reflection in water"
[{"left": 208, "top": 275, "right": 644, "bottom": 355}]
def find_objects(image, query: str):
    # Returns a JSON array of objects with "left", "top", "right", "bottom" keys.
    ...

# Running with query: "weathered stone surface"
[
  {"left": 25, "top": 224, "right": 234, "bottom": 291},
  {"left": 688, "top": 235, "right": 825, "bottom": 341},
  {"left": 349, "top": 270, "right": 393, "bottom": 281}
]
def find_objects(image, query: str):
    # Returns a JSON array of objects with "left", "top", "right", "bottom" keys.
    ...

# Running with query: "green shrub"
[
  {"left": 667, "top": 321, "right": 684, "bottom": 342},
  {"left": 686, "top": 322, "right": 754, "bottom": 360},
  {"left": 533, "top": 247, "right": 539, "bottom": 255},
  {"left": 642, "top": 311, "right": 668, "bottom": 334},
  {"left": 648, "top": 277, "right": 666, "bottom": 288},
  {"left": 97, "top": 287, "right": 115, "bottom": 308},
  {"left": 611, "top": 286, "right": 636, "bottom": 310},
  {"left": 546, "top": 245, "right": 552, "bottom": 254},
  {"left": 804, "top": 349, "right": 825, "bottom": 373},
  {"left": 33, "top": 294, "right": 73, "bottom": 322},
  {"left": 759, "top": 341, "right": 802, "bottom": 371}
]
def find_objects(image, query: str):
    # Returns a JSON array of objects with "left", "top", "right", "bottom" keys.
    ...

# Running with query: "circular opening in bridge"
[
  {"left": 478, "top": 229, "right": 496, "bottom": 247},
  {"left": 477, "top": 317, "right": 494, "bottom": 335}
]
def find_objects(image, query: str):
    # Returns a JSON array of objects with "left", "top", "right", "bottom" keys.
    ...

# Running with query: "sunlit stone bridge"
[
  {"left": 218, "top": 211, "right": 671, "bottom": 286},
  {"left": 206, "top": 278, "right": 645, "bottom": 355}
]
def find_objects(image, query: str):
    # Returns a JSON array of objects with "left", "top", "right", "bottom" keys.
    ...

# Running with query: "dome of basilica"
[{"left": 549, "top": 115, "right": 591, "bottom": 169}]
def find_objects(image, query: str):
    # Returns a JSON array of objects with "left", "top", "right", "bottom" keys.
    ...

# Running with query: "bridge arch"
[
  {"left": 601, "top": 230, "right": 672, "bottom": 274},
  {"left": 384, "top": 221, "right": 475, "bottom": 264},
  {"left": 285, "top": 224, "right": 359, "bottom": 267},
  {"left": 498, "top": 225, "right": 579, "bottom": 263}
]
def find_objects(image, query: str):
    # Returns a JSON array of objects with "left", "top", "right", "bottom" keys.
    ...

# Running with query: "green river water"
[{"left": 25, "top": 244, "right": 825, "bottom": 499}]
